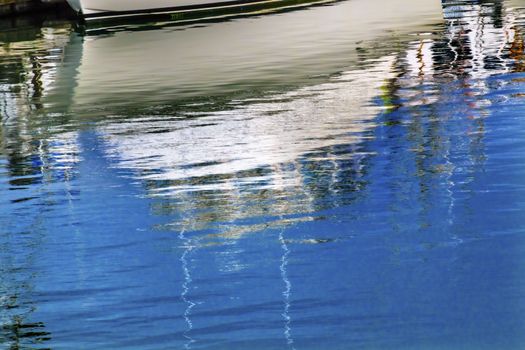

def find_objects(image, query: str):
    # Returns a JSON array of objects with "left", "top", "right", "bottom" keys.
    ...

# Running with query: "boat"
[{"left": 64, "top": 0, "right": 340, "bottom": 24}]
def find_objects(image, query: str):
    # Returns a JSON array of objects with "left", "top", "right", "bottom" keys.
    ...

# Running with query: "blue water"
[{"left": 1, "top": 0, "right": 525, "bottom": 349}]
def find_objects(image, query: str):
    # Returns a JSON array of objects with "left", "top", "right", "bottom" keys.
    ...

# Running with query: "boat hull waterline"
[{"left": 65, "top": 0, "right": 339, "bottom": 22}]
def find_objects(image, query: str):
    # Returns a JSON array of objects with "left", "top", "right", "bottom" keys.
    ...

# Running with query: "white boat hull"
[{"left": 66, "top": 0, "right": 278, "bottom": 17}]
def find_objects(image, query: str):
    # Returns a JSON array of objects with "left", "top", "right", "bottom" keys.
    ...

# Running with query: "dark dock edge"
[{"left": 0, "top": 0, "right": 72, "bottom": 18}]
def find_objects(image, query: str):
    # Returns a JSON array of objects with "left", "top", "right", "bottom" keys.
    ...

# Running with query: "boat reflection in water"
[
  {"left": 1, "top": 0, "right": 525, "bottom": 349},
  {"left": 47, "top": 0, "right": 442, "bottom": 111},
  {"left": 49, "top": 0, "right": 443, "bottom": 231}
]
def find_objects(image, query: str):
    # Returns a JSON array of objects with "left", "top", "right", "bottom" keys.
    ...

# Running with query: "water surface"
[{"left": 1, "top": 0, "right": 525, "bottom": 349}]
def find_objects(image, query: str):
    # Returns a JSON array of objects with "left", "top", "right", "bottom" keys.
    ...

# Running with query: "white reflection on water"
[{"left": 101, "top": 56, "right": 397, "bottom": 195}]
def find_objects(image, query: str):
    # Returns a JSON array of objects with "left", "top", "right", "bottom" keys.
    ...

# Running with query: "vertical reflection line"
[
  {"left": 447, "top": 21, "right": 459, "bottom": 66},
  {"left": 417, "top": 39, "right": 425, "bottom": 77},
  {"left": 279, "top": 227, "right": 296, "bottom": 349},
  {"left": 500, "top": 13, "right": 513, "bottom": 73},
  {"left": 1, "top": 91, "right": 8, "bottom": 121},
  {"left": 180, "top": 227, "right": 196, "bottom": 349},
  {"left": 475, "top": 8, "right": 485, "bottom": 73},
  {"left": 443, "top": 132, "right": 459, "bottom": 245}
]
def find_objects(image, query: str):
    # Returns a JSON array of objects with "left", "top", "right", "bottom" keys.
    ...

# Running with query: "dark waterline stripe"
[
  {"left": 83, "top": 0, "right": 299, "bottom": 19},
  {"left": 80, "top": 0, "right": 339, "bottom": 32}
]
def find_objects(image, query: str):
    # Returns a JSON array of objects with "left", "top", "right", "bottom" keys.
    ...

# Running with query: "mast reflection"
[
  {"left": 179, "top": 225, "right": 197, "bottom": 349},
  {"left": 279, "top": 226, "right": 296, "bottom": 349}
]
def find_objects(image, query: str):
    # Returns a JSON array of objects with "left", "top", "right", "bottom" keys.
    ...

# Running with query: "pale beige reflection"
[
  {"left": 102, "top": 57, "right": 395, "bottom": 184},
  {"left": 102, "top": 57, "right": 397, "bottom": 242},
  {"left": 64, "top": 0, "right": 442, "bottom": 110}
]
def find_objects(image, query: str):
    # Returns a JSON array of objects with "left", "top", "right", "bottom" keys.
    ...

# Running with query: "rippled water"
[{"left": 1, "top": 0, "right": 525, "bottom": 349}]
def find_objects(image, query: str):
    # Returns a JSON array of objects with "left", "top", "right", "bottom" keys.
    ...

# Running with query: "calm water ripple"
[{"left": 1, "top": 0, "right": 525, "bottom": 349}]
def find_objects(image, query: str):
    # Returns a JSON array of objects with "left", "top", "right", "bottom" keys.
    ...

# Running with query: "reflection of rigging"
[
  {"left": 278, "top": 226, "right": 296, "bottom": 350},
  {"left": 441, "top": 0, "right": 522, "bottom": 78},
  {"left": 179, "top": 226, "right": 196, "bottom": 349},
  {"left": 374, "top": 0, "right": 525, "bottom": 250}
]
